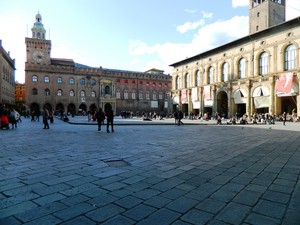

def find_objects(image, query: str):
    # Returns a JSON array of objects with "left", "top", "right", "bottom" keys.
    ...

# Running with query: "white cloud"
[
  {"left": 202, "top": 11, "right": 213, "bottom": 19},
  {"left": 232, "top": 0, "right": 248, "bottom": 8},
  {"left": 185, "top": 9, "right": 197, "bottom": 14},
  {"left": 176, "top": 19, "right": 205, "bottom": 33},
  {"left": 129, "top": 15, "right": 249, "bottom": 75}
]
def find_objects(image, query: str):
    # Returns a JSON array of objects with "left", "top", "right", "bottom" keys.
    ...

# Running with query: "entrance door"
[{"left": 217, "top": 91, "right": 228, "bottom": 118}]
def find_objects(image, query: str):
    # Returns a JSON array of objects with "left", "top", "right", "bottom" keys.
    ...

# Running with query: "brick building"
[
  {"left": 170, "top": 0, "right": 300, "bottom": 119},
  {"left": 0, "top": 40, "right": 15, "bottom": 105},
  {"left": 25, "top": 13, "right": 172, "bottom": 116}
]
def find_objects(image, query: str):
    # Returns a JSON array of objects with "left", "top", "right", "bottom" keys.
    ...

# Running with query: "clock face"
[{"left": 32, "top": 51, "right": 45, "bottom": 63}]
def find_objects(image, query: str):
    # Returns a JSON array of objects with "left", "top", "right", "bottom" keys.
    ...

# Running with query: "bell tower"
[
  {"left": 249, "top": 0, "right": 286, "bottom": 34},
  {"left": 25, "top": 12, "right": 51, "bottom": 64}
]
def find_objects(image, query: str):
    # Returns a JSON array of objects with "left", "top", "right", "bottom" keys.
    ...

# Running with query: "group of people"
[
  {"left": 95, "top": 106, "right": 114, "bottom": 133},
  {"left": 0, "top": 107, "right": 21, "bottom": 129},
  {"left": 174, "top": 110, "right": 184, "bottom": 126}
]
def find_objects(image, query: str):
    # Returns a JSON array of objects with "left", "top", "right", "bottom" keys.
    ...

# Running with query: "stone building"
[
  {"left": 25, "top": 13, "right": 172, "bottom": 116},
  {"left": 170, "top": 0, "right": 300, "bottom": 119},
  {"left": 15, "top": 82, "right": 26, "bottom": 112},
  {"left": 0, "top": 40, "right": 15, "bottom": 105}
]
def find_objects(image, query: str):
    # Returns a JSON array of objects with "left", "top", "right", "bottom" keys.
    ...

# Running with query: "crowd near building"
[
  {"left": 25, "top": 13, "right": 172, "bottom": 117},
  {"left": 171, "top": 0, "right": 300, "bottom": 120}
]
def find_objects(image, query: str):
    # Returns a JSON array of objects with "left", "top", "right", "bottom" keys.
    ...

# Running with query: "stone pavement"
[{"left": 0, "top": 117, "right": 300, "bottom": 224}]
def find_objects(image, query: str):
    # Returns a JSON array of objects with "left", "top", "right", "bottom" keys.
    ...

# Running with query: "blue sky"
[{"left": 1, "top": 0, "right": 300, "bottom": 83}]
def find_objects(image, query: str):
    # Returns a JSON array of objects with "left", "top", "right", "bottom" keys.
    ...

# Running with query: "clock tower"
[{"left": 25, "top": 12, "right": 51, "bottom": 64}]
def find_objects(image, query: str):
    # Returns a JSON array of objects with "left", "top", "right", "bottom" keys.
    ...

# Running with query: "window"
[
  {"left": 81, "top": 90, "right": 85, "bottom": 97},
  {"left": 185, "top": 73, "right": 190, "bottom": 88},
  {"left": 32, "top": 88, "right": 38, "bottom": 95},
  {"left": 208, "top": 67, "right": 214, "bottom": 84},
  {"left": 116, "top": 89, "right": 121, "bottom": 99},
  {"left": 57, "top": 77, "right": 62, "bottom": 84},
  {"left": 259, "top": 52, "right": 268, "bottom": 75},
  {"left": 238, "top": 58, "right": 246, "bottom": 79},
  {"left": 176, "top": 76, "right": 180, "bottom": 89},
  {"left": 45, "top": 89, "right": 50, "bottom": 96},
  {"left": 44, "top": 76, "right": 50, "bottom": 83},
  {"left": 70, "top": 78, "right": 75, "bottom": 85},
  {"left": 222, "top": 63, "right": 229, "bottom": 82},
  {"left": 105, "top": 85, "right": 110, "bottom": 95},
  {"left": 146, "top": 91, "right": 150, "bottom": 100},
  {"left": 32, "top": 75, "right": 38, "bottom": 82},
  {"left": 70, "top": 90, "right": 75, "bottom": 97},
  {"left": 132, "top": 90, "right": 136, "bottom": 99},
  {"left": 80, "top": 78, "right": 85, "bottom": 85},
  {"left": 91, "top": 79, "right": 96, "bottom": 85},
  {"left": 124, "top": 89, "right": 128, "bottom": 99},
  {"left": 159, "top": 92, "right": 163, "bottom": 100},
  {"left": 285, "top": 44, "right": 296, "bottom": 71},
  {"left": 57, "top": 89, "right": 62, "bottom": 96},
  {"left": 91, "top": 91, "right": 96, "bottom": 97},
  {"left": 139, "top": 90, "right": 143, "bottom": 99},
  {"left": 153, "top": 91, "right": 157, "bottom": 100},
  {"left": 196, "top": 71, "right": 200, "bottom": 86}
]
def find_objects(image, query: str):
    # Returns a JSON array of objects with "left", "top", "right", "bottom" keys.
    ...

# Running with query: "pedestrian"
[
  {"left": 105, "top": 106, "right": 114, "bottom": 133},
  {"left": 95, "top": 107, "right": 105, "bottom": 132},
  {"left": 283, "top": 112, "right": 287, "bottom": 126},
  {"left": 178, "top": 110, "right": 184, "bottom": 126},
  {"left": 42, "top": 107, "right": 50, "bottom": 129},
  {"left": 174, "top": 111, "right": 178, "bottom": 124},
  {"left": 10, "top": 108, "right": 20, "bottom": 129}
]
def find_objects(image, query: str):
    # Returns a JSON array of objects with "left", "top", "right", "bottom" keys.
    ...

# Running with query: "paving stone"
[
  {"left": 253, "top": 200, "right": 286, "bottom": 219},
  {"left": 244, "top": 212, "right": 280, "bottom": 225},
  {"left": 53, "top": 202, "right": 94, "bottom": 221},
  {"left": 166, "top": 196, "right": 198, "bottom": 213},
  {"left": 144, "top": 195, "right": 172, "bottom": 208},
  {"left": 137, "top": 208, "right": 181, "bottom": 225},
  {"left": 86, "top": 204, "right": 125, "bottom": 223},
  {"left": 33, "top": 193, "right": 66, "bottom": 206},
  {"left": 22, "top": 215, "right": 62, "bottom": 225},
  {"left": 282, "top": 208, "right": 300, "bottom": 225},
  {"left": 233, "top": 190, "right": 262, "bottom": 206},
  {"left": 215, "top": 202, "right": 251, "bottom": 224},
  {"left": 59, "top": 216, "right": 97, "bottom": 225},
  {"left": 0, "top": 216, "right": 22, "bottom": 225},
  {"left": 262, "top": 190, "right": 290, "bottom": 204},
  {"left": 122, "top": 204, "right": 157, "bottom": 221},
  {"left": 0, "top": 201, "right": 38, "bottom": 219},
  {"left": 196, "top": 198, "right": 226, "bottom": 214},
  {"left": 114, "top": 196, "right": 143, "bottom": 209},
  {"left": 180, "top": 209, "right": 213, "bottom": 224}
]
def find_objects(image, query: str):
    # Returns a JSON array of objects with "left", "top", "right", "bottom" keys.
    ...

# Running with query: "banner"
[
  {"left": 204, "top": 86, "right": 211, "bottom": 100},
  {"left": 192, "top": 88, "right": 198, "bottom": 101},
  {"left": 276, "top": 73, "right": 294, "bottom": 96},
  {"left": 181, "top": 89, "right": 188, "bottom": 103}
]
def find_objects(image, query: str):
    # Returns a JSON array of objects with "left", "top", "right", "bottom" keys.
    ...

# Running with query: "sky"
[{"left": 1, "top": 0, "right": 300, "bottom": 84}]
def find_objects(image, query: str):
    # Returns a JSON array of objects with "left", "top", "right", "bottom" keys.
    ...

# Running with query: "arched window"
[
  {"left": 238, "top": 58, "right": 246, "bottom": 79},
  {"left": 81, "top": 90, "right": 85, "bottom": 97},
  {"left": 159, "top": 92, "right": 163, "bottom": 100},
  {"left": 91, "top": 91, "right": 96, "bottom": 97},
  {"left": 259, "top": 52, "right": 268, "bottom": 75},
  {"left": 105, "top": 85, "right": 110, "bottom": 95},
  {"left": 139, "top": 90, "right": 143, "bottom": 99},
  {"left": 91, "top": 79, "right": 96, "bottom": 85},
  {"left": 116, "top": 89, "right": 121, "bottom": 99},
  {"left": 32, "top": 75, "right": 38, "bottom": 82},
  {"left": 222, "top": 63, "right": 229, "bottom": 82},
  {"left": 31, "top": 88, "right": 37, "bottom": 95},
  {"left": 153, "top": 91, "right": 157, "bottom": 100},
  {"left": 185, "top": 73, "right": 190, "bottom": 88},
  {"left": 146, "top": 91, "right": 150, "bottom": 100},
  {"left": 69, "top": 78, "right": 75, "bottom": 85},
  {"left": 196, "top": 71, "right": 200, "bottom": 86},
  {"left": 80, "top": 78, "right": 85, "bottom": 85},
  {"left": 44, "top": 76, "right": 50, "bottom": 83},
  {"left": 132, "top": 90, "right": 136, "bottom": 99},
  {"left": 176, "top": 76, "right": 180, "bottom": 89},
  {"left": 57, "top": 89, "right": 62, "bottom": 96},
  {"left": 70, "top": 90, "right": 75, "bottom": 97},
  {"left": 285, "top": 44, "right": 296, "bottom": 71},
  {"left": 45, "top": 89, "right": 50, "bottom": 96},
  {"left": 57, "top": 77, "right": 63, "bottom": 84},
  {"left": 124, "top": 89, "right": 128, "bottom": 99},
  {"left": 208, "top": 67, "right": 214, "bottom": 84}
]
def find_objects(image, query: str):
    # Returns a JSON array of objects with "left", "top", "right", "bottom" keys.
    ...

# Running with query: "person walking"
[
  {"left": 283, "top": 112, "right": 287, "bottom": 126},
  {"left": 42, "top": 107, "right": 50, "bottom": 129},
  {"left": 178, "top": 110, "right": 184, "bottom": 126},
  {"left": 105, "top": 106, "right": 114, "bottom": 133},
  {"left": 95, "top": 108, "right": 105, "bottom": 132}
]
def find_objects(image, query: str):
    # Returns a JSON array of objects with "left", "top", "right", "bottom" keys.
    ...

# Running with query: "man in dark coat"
[
  {"left": 95, "top": 108, "right": 105, "bottom": 132},
  {"left": 105, "top": 107, "right": 114, "bottom": 133}
]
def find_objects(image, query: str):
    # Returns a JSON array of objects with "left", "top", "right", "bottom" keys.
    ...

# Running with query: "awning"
[
  {"left": 253, "top": 86, "right": 270, "bottom": 97},
  {"left": 193, "top": 101, "right": 200, "bottom": 109},
  {"left": 277, "top": 83, "right": 298, "bottom": 97},
  {"left": 233, "top": 89, "right": 247, "bottom": 104},
  {"left": 276, "top": 72, "right": 298, "bottom": 97},
  {"left": 254, "top": 96, "right": 270, "bottom": 108}
]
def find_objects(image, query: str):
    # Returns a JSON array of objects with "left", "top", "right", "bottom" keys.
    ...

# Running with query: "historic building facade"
[
  {"left": 25, "top": 13, "right": 172, "bottom": 116},
  {"left": 0, "top": 40, "right": 15, "bottom": 105},
  {"left": 170, "top": 0, "right": 300, "bottom": 118},
  {"left": 15, "top": 83, "right": 26, "bottom": 112}
]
